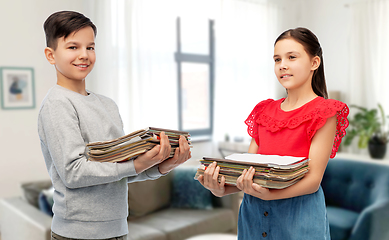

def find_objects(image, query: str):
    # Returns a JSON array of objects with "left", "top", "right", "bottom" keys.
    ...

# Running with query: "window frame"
[{"left": 175, "top": 17, "right": 215, "bottom": 137}]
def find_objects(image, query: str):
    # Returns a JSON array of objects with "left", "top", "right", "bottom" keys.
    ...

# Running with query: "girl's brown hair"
[{"left": 275, "top": 27, "right": 328, "bottom": 99}]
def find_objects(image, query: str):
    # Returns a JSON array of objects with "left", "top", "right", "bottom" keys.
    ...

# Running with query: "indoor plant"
[{"left": 344, "top": 104, "right": 389, "bottom": 159}]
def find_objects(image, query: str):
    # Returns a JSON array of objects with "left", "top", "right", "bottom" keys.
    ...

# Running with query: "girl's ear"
[
  {"left": 311, "top": 56, "right": 321, "bottom": 71},
  {"left": 44, "top": 47, "right": 56, "bottom": 65}
]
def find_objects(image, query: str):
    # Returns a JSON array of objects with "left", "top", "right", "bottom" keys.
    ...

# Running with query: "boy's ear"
[
  {"left": 44, "top": 47, "right": 56, "bottom": 65},
  {"left": 311, "top": 56, "right": 321, "bottom": 71}
]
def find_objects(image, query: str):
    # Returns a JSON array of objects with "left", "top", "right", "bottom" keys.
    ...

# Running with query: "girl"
[{"left": 198, "top": 27, "right": 349, "bottom": 239}]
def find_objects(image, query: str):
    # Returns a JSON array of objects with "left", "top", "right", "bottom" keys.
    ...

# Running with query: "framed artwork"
[{"left": 0, "top": 67, "right": 35, "bottom": 110}]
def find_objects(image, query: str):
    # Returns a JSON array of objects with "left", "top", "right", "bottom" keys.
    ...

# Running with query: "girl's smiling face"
[{"left": 273, "top": 38, "right": 319, "bottom": 92}]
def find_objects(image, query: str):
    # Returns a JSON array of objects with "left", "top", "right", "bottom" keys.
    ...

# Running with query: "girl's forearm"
[{"left": 266, "top": 174, "right": 321, "bottom": 200}]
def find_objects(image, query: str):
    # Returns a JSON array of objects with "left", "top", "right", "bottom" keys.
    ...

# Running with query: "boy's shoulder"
[
  {"left": 40, "top": 85, "right": 69, "bottom": 107},
  {"left": 91, "top": 91, "right": 116, "bottom": 104},
  {"left": 39, "top": 85, "right": 117, "bottom": 112}
]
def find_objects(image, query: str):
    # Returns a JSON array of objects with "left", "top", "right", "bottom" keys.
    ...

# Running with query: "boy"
[{"left": 39, "top": 11, "right": 191, "bottom": 240}]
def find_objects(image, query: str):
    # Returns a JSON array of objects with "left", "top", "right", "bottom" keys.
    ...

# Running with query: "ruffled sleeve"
[
  {"left": 245, "top": 99, "right": 274, "bottom": 145},
  {"left": 307, "top": 99, "right": 349, "bottom": 158}
]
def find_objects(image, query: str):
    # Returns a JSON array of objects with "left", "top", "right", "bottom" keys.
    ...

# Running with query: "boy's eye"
[
  {"left": 274, "top": 58, "right": 281, "bottom": 62},
  {"left": 87, "top": 47, "right": 95, "bottom": 51},
  {"left": 68, "top": 46, "right": 77, "bottom": 50}
]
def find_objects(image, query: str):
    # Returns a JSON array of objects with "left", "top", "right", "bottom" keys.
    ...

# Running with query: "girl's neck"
[{"left": 281, "top": 90, "right": 318, "bottom": 112}]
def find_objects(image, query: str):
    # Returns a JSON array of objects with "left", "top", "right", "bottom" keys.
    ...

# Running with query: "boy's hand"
[
  {"left": 197, "top": 161, "right": 226, "bottom": 197},
  {"left": 158, "top": 135, "right": 191, "bottom": 174},
  {"left": 133, "top": 132, "right": 171, "bottom": 173},
  {"left": 237, "top": 166, "right": 271, "bottom": 200}
]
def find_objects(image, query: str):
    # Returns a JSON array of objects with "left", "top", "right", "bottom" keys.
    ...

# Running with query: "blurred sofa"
[
  {"left": 322, "top": 157, "right": 389, "bottom": 240},
  {"left": 0, "top": 166, "right": 238, "bottom": 240}
]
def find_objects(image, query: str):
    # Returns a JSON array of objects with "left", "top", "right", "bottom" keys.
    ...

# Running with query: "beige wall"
[
  {"left": 0, "top": 0, "right": 357, "bottom": 199},
  {"left": 0, "top": 0, "right": 88, "bottom": 198},
  {"left": 274, "top": 0, "right": 351, "bottom": 102}
]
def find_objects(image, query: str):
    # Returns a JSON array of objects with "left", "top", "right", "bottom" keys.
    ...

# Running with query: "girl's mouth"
[{"left": 281, "top": 74, "right": 292, "bottom": 79}]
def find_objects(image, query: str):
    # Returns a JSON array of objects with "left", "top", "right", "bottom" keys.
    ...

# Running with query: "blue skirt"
[{"left": 238, "top": 186, "right": 330, "bottom": 240}]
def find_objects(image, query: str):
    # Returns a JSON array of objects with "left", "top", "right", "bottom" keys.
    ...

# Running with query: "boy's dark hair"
[
  {"left": 275, "top": 27, "right": 328, "bottom": 99},
  {"left": 44, "top": 11, "right": 97, "bottom": 50}
]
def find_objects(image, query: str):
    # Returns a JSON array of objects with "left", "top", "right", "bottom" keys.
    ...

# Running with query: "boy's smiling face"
[{"left": 48, "top": 26, "right": 96, "bottom": 85}]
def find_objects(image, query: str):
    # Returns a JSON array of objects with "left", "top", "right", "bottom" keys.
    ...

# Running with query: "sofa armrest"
[
  {"left": 212, "top": 192, "right": 241, "bottom": 232},
  {"left": 0, "top": 197, "right": 52, "bottom": 240},
  {"left": 350, "top": 200, "right": 389, "bottom": 240}
]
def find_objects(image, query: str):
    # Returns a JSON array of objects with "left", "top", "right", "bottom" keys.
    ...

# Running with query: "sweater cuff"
[
  {"left": 116, "top": 160, "right": 138, "bottom": 179},
  {"left": 144, "top": 165, "right": 166, "bottom": 179}
]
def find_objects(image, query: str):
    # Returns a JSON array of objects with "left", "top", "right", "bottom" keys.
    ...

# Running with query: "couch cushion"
[
  {"left": 128, "top": 174, "right": 171, "bottom": 218},
  {"left": 327, "top": 206, "right": 359, "bottom": 240},
  {"left": 133, "top": 208, "right": 235, "bottom": 240},
  {"left": 322, "top": 158, "right": 389, "bottom": 212},
  {"left": 171, "top": 166, "right": 213, "bottom": 209},
  {"left": 127, "top": 222, "right": 166, "bottom": 240}
]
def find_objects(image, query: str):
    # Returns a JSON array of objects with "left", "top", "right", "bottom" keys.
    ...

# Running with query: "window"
[{"left": 175, "top": 17, "right": 215, "bottom": 137}]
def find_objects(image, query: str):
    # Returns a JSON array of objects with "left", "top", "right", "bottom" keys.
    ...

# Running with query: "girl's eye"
[
  {"left": 274, "top": 58, "right": 281, "bottom": 62},
  {"left": 289, "top": 56, "right": 296, "bottom": 59},
  {"left": 87, "top": 47, "right": 95, "bottom": 51}
]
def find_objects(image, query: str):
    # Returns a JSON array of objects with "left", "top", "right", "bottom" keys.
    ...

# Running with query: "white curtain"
[
  {"left": 348, "top": 0, "right": 389, "bottom": 112},
  {"left": 84, "top": 0, "right": 133, "bottom": 132},
  {"left": 130, "top": 0, "right": 179, "bottom": 131},
  {"left": 213, "top": 0, "right": 281, "bottom": 141},
  {"left": 86, "top": 0, "right": 280, "bottom": 137}
]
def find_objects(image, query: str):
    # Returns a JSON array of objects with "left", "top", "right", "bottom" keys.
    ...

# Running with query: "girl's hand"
[
  {"left": 133, "top": 132, "right": 171, "bottom": 173},
  {"left": 197, "top": 162, "right": 226, "bottom": 197},
  {"left": 158, "top": 135, "right": 192, "bottom": 174},
  {"left": 237, "top": 166, "right": 271, "bottom": 200}
]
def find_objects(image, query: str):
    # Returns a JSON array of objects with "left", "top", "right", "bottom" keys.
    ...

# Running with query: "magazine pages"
[{"left": 194, "top": 153, "right": 309, "bottom": 189}]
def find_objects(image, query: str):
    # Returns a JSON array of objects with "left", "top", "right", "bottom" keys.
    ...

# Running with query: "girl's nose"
[{"left": 279, "top": 62, "right": 288, "bottom": 70}]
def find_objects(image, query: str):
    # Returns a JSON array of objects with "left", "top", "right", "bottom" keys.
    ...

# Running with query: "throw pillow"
[
  {"left": 171, "top": 166, "right": 213, "bottom": 209},
  {"left": 38, "top": 186, "right": 54, "bottom": 216},
  {"left": 128, "top": 174, "right": 171, "bottom": 218}
]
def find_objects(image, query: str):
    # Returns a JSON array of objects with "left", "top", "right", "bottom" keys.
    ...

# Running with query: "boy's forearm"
[
  {"left": 133, "top": 157, "right": 154, "bottom": 174},
  {"left": 127, "top": 165, "right": 163, "bottom": 183}
]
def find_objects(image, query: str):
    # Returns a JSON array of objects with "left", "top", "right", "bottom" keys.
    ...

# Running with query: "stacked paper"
[
  {"left": 194, "top": 153, "right": 309, "bottom": 189},
  {"left": 87, "top": 127, "right": 191, "bottom": 163}
]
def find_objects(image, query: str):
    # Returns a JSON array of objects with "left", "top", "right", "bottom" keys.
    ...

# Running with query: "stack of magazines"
[
  {"left": 87, "top": 127, "right": 191, "bottom": 163},
  {"left": 194, "top": 153, "right": 309, "bottom": 189}
]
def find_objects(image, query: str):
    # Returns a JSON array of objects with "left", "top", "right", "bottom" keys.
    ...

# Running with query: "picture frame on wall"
[{"left": 0, "top": 67, "right": 35, "bottom": 110}]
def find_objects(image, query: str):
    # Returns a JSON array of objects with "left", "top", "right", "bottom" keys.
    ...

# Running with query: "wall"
[
  {"left": 0, "top": 0, "right": 360, "bottom": 199},
  {"left": 274, "top": 0, "right": 352, "bottom": 103},
  {"left": 0, "top": 0, "right": 222, "bottom": 200},
  {"left": 0, "top": 0, "right": 88, "bottom": 198}
]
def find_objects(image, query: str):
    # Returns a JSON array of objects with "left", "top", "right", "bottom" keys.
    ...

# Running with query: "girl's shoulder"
[
  {"left": 247, "top": 97, "right": 349, "bottom": 132},
  {"left": 249, "top": 97, "right": 348, "bottom": 117},
  {"left": 250, "top": 98, "right": 281, "bottom": 112},
  {"left": 311, "top": 97, "right": 349, "bottom": 118}
]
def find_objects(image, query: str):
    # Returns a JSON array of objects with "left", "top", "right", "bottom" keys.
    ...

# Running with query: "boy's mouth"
[{"left": 73, "top": 64, "right": 89, "bottom": 69}]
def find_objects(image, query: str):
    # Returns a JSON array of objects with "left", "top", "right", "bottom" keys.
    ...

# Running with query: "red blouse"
[{"left": 245, "top": 97, "right": 349, "bottom": 158}]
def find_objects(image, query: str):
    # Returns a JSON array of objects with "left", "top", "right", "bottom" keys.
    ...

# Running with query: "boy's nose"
[{"left": 78, "top": 49, "right": 89, "bottom": 60}]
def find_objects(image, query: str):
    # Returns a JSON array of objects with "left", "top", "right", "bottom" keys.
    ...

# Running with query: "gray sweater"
[{"left": 38, "top": 85, "right": 162, "bottom": 239}]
